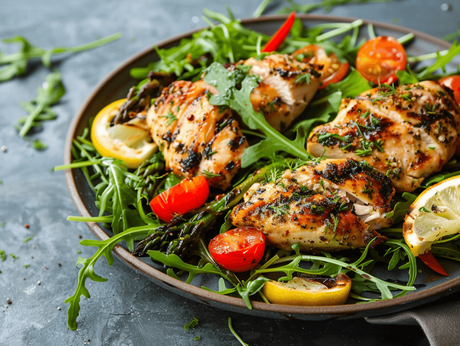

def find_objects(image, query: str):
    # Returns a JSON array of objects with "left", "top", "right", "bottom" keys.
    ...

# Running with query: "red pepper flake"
[{"left": 24, "top": 224, "right": 30, "bottom": 229}]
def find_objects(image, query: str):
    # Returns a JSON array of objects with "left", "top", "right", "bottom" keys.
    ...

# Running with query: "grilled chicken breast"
[
  {"left": 245, "top": 54, "right": 322, "bottom": 132},
  {"left": 147, "top": 52, "right": 323, "bottom": 189},
  {"left": 147, "top": 80, "right": 248, "bottom": 190},
  {"left": 307, "top": 81, "right": 460, "bottom": 192},
  {"left": 229, "top": 158, "right": 393, "bottom": 252}
]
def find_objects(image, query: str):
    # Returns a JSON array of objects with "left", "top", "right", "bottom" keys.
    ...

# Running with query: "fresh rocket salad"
[{"left": 56, "top": 8, "right": 460, "bottom": 331}]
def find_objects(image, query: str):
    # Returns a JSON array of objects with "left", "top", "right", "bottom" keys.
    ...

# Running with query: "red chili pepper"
[
  {"left": 261, "top": 12, "right": 296, "bottom": 53},
  {"left": 418, "top": 252, "right": 448, "bottom": 276}
]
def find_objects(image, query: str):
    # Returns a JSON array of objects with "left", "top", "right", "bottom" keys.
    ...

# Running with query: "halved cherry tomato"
[
  {"left": 149, "top": 175, "right": 209, "bottom": 223},
  {"left": 439, "top": 75, "right": 460, "bottom": 105},
  {"left": 262, "top": 12, "right": 296, "bottom": 53},
  {"left": 356, "top": 36, "right": 407, "bottom": 84},
  {"left": 208, "top": 228, "right": 265, "bottom": 272},
  {"left": 293, "top": 44, "right": 349, "bottom": 89},
  {"left": 418, "top": 252, "right": 448, "bottom": 277}
]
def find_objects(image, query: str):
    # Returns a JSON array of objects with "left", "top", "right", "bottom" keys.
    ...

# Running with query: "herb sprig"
[
  {"left": 0, "top": 33, "right": 121, "bottom": 82},
  {"left": 16, "top": 70, "right": 65, "bottom": 137}
]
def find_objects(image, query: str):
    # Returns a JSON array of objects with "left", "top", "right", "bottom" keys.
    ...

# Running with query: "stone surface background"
[{"left": 1, "top": 0, "right": 459, "bottom": 345}]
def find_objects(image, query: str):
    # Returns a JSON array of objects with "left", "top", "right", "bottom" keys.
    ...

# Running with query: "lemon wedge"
[
  {"left": 91, "top": 99, "right": 157, "bottom": 169},
  {"left": 403, "top": 176, "right": 460, "bottom": 257},
  {"left": 263, "top": 274, "right": 351, "bottom": 306}
]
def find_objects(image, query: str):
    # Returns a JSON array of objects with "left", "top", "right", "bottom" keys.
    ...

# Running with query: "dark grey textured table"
[{"left": 1, "top": 1, "right": 459, "bottom": 345}]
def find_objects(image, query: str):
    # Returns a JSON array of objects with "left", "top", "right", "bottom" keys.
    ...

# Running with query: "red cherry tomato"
[
  {"left": 356, "top": 36, "right": 407, "bottom": 84},
  {"left": 293, "top": 44, "right": 349, "bottom": 89},
  {"left": 149, "top": 175, "right": 209, "bottom": 223},
  {"left": 208, "top": 228, "right": 265, "bottom": 272},
  {"left": 439, "top": 75, "right": 460, "bottom": 105}
]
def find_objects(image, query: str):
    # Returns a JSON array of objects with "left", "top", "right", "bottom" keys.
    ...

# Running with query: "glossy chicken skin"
[
  {"left": 244, "top": 54, "right": 322, "bottom": 132},
  {"left": 147, "top": 80, "right": 248, "bottom": 190},
  {"left": 229, "top": 159, "right": 393, "bottom": 252},
  {"left": 307, "top": 81, "right": 460, "bottom": 192}
]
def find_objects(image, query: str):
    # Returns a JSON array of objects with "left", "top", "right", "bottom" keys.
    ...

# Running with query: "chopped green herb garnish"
[
  {"left": 0, "top": 250, "right": 5, "bottom": 262},
  {"left": 23, "top": 264, "right": 30, "bottom": 269},
  {"left": 161, "top": 112, "right": 178, "bottom": 126},
  {"left": 184, "top": 317, "right": 199, "bottom": 331},
  {"left": 22, "top": 235, "right": 34, "bottom": 243},
  {"left": 10, "top": 253, "right": 19, "bottom": 259},
  {"left": 338, "top": 201, "right": 349, "bottom": 212},
  {"left": 203, "top": 170, "right": 221, "bottom": 178},
  {"left": 419, "top": 206, "right": 431, "bottom": 213},
  {"left": 268, "top": 203, "right": 290, "bottom": 217},
  {"left": 295, "top": 73, "right": 311, "bottom": 85},
  {"left": 32, "top": 139, "right": 48, "bottom": 151}
]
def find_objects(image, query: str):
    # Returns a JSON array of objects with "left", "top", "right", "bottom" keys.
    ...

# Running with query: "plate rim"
[{"left": 64, "top": 13, "right": 459, "bottom": 317}]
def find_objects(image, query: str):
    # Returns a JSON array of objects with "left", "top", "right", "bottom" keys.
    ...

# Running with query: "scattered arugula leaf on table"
[
  {"left": 0, "top": 250, "right": 6, "bottom": 262},
  {"left": 184, "top": 317, "right": 199, "bottom": 331},
  {"left": 64, "top": 224, "right": 157, "bottom": 330},
  {"left": 17, "top": 70, "right": 65, "bottom": 137},
  {"left": 0, "top": 33, "right": 121, "bottom": 82}
]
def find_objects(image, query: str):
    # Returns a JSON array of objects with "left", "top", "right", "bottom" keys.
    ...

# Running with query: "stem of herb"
[
  {"left": 407, "top": 49, "right": 449, "bottom": 63},
  {"left": 368, "top": 24, "right": 376, "bottom": 39},
  {"left": 54, "top": 160, "right": 102, "bottom": 171},
  {"left": 228, "top": 318, "right": 249, "bottom": 346},
  {"left": 316, "top": 19, "right": 363, "bottom": 42},
  {"left": 397, "top": 33, "right": 415, "bottom": 45},
  {"left": 67, "top": 215, "right": 113, "bottom": 223}
]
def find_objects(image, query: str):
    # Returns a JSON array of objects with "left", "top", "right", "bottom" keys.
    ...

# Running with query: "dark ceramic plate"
[{"left": 64, "top": 14, "right": 460, "bottom": 321}]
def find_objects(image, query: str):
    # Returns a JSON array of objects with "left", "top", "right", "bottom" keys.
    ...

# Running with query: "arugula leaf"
[
  {"left": 0, "top": 33, "right": 121, "bottom": 82},
  {"left": 148, "top": 250, "right": 226, "bottom": 284},
  {"left": 421, "top": 169, "right": 460, "bottom": 188},
  {"left": 101, "top": 160, "right": 149, "bottom": 236},
  {"left": 0, "top": 250, "right": 6, "bottom": 262},
  {"left": 443, "top": 23, "right": 460, "bottom": 42},
  {"left": 203, "top": 62, "right": 312, "bottom": 167},
  {"left": 385, "top": 192, "right": 417, "bottom": 224},
  {"left": 415, "top": 40, "right": 460, "bottom": 80},
  {"left": 228, "top": 317, "right": 249, "bottom": 346},
  {"left": 17, "top": 70, "right": 65, "bottom": 137},
  {"left": 236, "top": 276, "right": 270, "bottom": 309},
  {"left": 65, "top": 224, "right": 156, "bottom": 330},
  {"left": 311, "top": 68, "right": 371, "bottom": 107},
  {"left": 396, "top": 68, "right": 419, "bottom": 84}
]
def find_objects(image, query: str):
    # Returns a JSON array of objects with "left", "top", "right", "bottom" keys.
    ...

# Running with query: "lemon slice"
[
  {"left": 263, "top": 274, "right": 351, "bottom": 306},
  {"left": 403, "top": 176, "right": 460, "bottom": 257},
  {"left": 91, "top": 99, "right": 157, "bottom": 169}
]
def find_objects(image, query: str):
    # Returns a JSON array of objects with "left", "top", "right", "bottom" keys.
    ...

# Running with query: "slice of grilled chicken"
[
  {"left": 229, "top": 158, "right": 394, "bottom": 253},
  {"left": 307, "top": 81, "right": 460, "bottom": 192}
]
